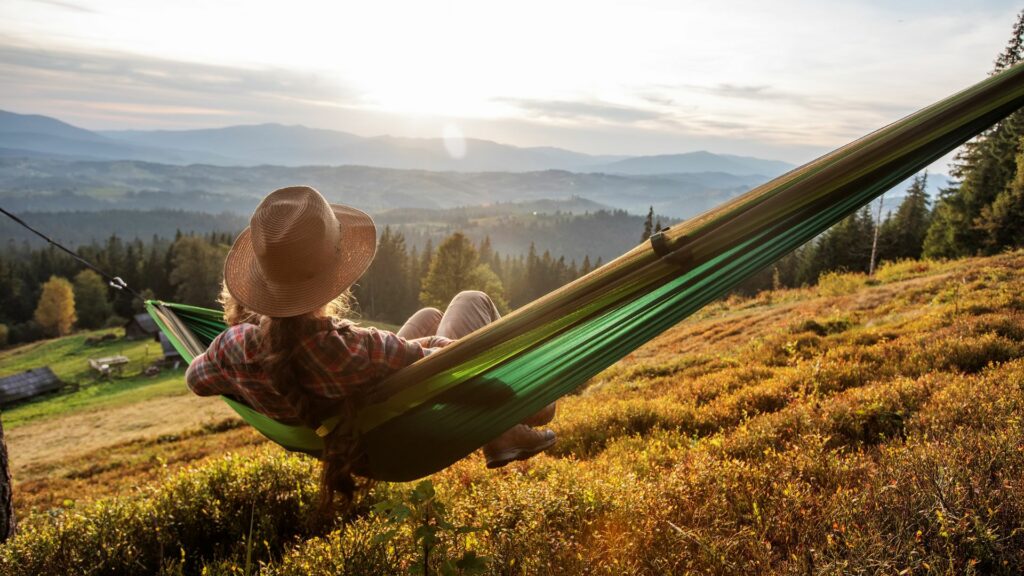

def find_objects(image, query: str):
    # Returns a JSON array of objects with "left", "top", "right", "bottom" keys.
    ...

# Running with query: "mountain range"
[
  {"left": 0, "top": 109, "right": 795, "bottom": 176},
  {"left": 0, "top": 109, "right": 950, "bottom": 224}
]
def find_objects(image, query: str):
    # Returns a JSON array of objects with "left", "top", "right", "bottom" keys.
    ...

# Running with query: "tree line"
[
  {"left": 739, "top": 11, "right": 1024, "bottom": 292},
  {"left": 0, "top": 228, "right": 601, "bottom": 347}
]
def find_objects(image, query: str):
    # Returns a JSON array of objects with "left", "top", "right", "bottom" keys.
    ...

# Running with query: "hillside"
[
  {"left": 2, "top": 109, "right": 797, "bottom": 175},
  {"left": 0, "top": 157, "right": 767, "bottom": 218},
  {"left": 3, "top": 252, "right": 1024, "bottom": 573}
]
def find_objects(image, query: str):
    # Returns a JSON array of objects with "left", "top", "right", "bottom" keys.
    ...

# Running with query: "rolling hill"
[
  {"left": 3, "top": 251, "right": 1024, "bottom": 573},
  {"left": 1, "top": 108, "right": 794, "bottom": 176}
]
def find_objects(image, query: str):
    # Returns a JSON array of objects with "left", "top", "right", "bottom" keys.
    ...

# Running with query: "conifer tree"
[
  {"left": 34, "top": 275, "right": 76, "bottom": 337},
  {"left": 420, "top": 233, "right": 508, "bottom": 311},
  {"left": 581, "top": 255, "right": 592, "bottom": 276},
  {"left": 924, "top": 10, "right": 1024, "bottom": 257},
  {"left": 642, "top": 206, "right": 654, "bottom": 241},
  {"left": 879, "top": 173, "right": 932, "bottom": 261},
  {"left": 168, "top": 236, "right": 229, "bottom": 307},
  {"left": 357, "top": 227, "right": 413, "bottom": 323},
  {"left": 976, "top": 140, "right": 1024, "bottom": 249}
]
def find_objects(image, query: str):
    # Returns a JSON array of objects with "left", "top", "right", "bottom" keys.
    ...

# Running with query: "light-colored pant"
[{"left": 397, "top": 291, "right": 501, "bottom": 341}]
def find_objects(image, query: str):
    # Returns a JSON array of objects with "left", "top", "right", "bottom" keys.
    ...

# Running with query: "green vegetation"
[
  {"left": 924, "top": 11, "right": 1024, "bottom": 258},
  {"left": 0, "top": 328, "right": 159, "bottom": 382},
  {"left": 0, "top": 327, "right": 183, "bottom": 428},
  {"left": 4, "top": 250, "right": 1024, "bottom": 573},
  {"left": 3, "top": 372, "right": 184, "bottom": 429}
]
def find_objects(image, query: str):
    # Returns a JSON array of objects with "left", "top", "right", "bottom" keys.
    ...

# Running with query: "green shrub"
[
  {"left": 0, "top": 451, "right": 324, "bottom": 576},
  {"left": 817, "top": 271, "right": 867, "bottom": 297}
]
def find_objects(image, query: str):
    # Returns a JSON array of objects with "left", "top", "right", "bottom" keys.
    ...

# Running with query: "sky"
[{"left": 0, "top": 0, "right": 1021, "bottom": 166}]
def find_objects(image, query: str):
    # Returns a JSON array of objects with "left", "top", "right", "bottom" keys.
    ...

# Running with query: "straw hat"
[{"left": 224, "top": 186, "right": 376, "bottom": 317}]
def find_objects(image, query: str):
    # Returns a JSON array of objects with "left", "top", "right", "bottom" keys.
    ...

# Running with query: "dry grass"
[{"left": 5, "top": 252, "right": 1024, "bottom": 574}]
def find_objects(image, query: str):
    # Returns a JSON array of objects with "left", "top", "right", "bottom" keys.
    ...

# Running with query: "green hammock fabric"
[{"left": 149, "top": 63, "right": 1024, "bottom": 482}]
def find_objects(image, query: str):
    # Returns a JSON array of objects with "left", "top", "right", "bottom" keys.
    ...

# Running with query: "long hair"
[{"left": 219, "top": 283, "right": 371, "bottom": 515}]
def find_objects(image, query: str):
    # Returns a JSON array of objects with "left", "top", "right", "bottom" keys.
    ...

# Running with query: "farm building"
[
  {"left": 0, "top": 367, "right": 62, "bottom": 406},
  {"left": 124, "top": 313, "right": 159, "bottom": 341}
]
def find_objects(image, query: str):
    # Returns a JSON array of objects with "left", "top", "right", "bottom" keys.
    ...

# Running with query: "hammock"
[{"left": 149, "top": 63, "right": 1024, "bottom": 482}]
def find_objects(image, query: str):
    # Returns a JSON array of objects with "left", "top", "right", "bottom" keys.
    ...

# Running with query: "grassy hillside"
[
  {"left": 0, "top": 328, "right": 186, "bottom": 428},
  {"left": 4, "top": 252, "right": 1024, "bottom": 574}
]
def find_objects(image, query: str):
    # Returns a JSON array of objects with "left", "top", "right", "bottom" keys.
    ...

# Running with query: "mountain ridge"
[{"left": 1, "top": 108, "right": 794, "bottom": 174}]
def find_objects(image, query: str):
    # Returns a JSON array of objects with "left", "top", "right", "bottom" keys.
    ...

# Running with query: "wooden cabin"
[
  {"left": 0, "top": 367, "right": 62, "bottom": 406},
  {"left": 124, "top": 313, "right": 159, "bottom": 341}
]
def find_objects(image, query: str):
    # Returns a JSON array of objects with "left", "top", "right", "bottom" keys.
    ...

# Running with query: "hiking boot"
[
  {"left": 483, "top": 425, "right": 557, "bottom": 469},
  {"left": 521, "top": 402, "right": 556, "bottom": 427}
]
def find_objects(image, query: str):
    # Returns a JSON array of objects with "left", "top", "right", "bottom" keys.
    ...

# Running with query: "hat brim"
[{"left": 224, "top": 204, "right": 377, "bottom": 317}]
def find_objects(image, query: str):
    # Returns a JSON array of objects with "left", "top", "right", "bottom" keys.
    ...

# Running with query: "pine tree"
[
  {"left": 642, "top": 206, "right": 654, "bottom": 241},
  {"left": 357, "top": 227, "right": 413, "bottom": 323},
  {"left": 581, "top": 255, "right": 592, "bottom": 276},
  {"left": 420, "top": 233, "right": 508, "bottom": 311},
  {"left": 34, "top": 275, "right": 76, "bottom": 337},
  {"left": 879, "top": 173, "right": 932, "bottom": 261},
  {"left": 73, "top": 269, "right": 113, "bottom": 329},
  {"left": 168, "top": 236, "right": 229, "bottom": 307},
  {"left": 976, "top": 139, "right": 1024, "bottom": 249},
  {"left": 924, "top": 10, "right": 1024, "bottom": 257}
]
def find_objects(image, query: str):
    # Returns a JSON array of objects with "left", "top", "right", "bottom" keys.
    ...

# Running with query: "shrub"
[
  {"left": 0, "top": 451, "right": 325, "bottom": 575},
  {"left": 817, "top": 271, "right": 867, "bottom": 297}
]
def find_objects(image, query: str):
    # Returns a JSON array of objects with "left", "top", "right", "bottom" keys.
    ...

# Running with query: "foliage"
[
  {"left": 356, "top": 226, "right": 418, "bottom": 324},
  {"left": 169, "top": 236, "right": 230, "bottom": 308},
  {"left": 878, "top": 172, "right": 932, "bottom": 261},
  {"left": 72, "top": 269, "right": 113, "bottom": 329},
  {"left": 975, "top": 139, "right": 1024, "bottom": 250},
  {"left": 33, "top": 275, "right": 76, "bottom": 337},
  {"left": 371, "top": 480, "right": 489, "bottom": 576},
  {"left": 7, "top": 249, "right": 1024, "bottom": 573},
  {"left": 816, "top": 270, "right": 867, "bottom": 297},
  {"left": 0, "top": 451, "right": 324, "bottom": 575},
  {"left": 420, "top": 233, "right": 509, "bottom": 312},
  {"left": 924, "top": 9, "right": 1024, "bottom": 258}
]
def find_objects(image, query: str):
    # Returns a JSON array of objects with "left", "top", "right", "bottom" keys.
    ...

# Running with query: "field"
[{"left": 3, "top": 252, "right": 1024, "bottom": 574}]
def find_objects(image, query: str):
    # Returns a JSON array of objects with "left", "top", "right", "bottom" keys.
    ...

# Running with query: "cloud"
[
  {"left": 683, "top": 82, "right": 913, "bottom": 117},
  {"left": 496, "top": 98, "right": 666, "bottom": 124},
  {"left": 0, "top": 39, "right": 364, "bottom": 127},
  {"left": 27, "top": 0, "right": 96, "bottom": 13}
]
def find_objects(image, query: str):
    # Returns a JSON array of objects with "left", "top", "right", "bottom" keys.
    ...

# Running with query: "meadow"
[{"left": 2, "top": 252, "right": 1024, "bottom": 574}]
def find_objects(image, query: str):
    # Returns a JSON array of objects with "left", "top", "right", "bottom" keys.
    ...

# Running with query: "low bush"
[{"left": 7, "top": 251, "right": 1024, "bottom": 574}]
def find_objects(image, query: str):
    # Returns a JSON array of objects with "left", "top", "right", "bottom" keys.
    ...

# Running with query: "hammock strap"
[{"left": 650, "top": 230, "right": 691, "bottom": 266}]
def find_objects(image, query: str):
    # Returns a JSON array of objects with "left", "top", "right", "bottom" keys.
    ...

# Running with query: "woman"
[{"left": 185, "top": 186, "right": 556, "bottom": 508}]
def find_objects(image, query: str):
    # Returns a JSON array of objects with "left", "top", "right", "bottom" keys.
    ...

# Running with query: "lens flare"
[{"left": 442, "top": 123, "right": 467, "bottom": 159}]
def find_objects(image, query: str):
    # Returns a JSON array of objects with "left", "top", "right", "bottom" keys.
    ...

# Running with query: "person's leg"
[
  {"left": 436, "top": 291, "right": 501, "bottom": 340},
  {"left": 396, "top": 307, "right": 443, "bottom": 340},
  {"left": 436, "top": 291, "right": 558, "bottom": 467}
]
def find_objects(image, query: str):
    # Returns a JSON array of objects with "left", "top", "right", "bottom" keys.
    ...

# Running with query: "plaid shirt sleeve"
[
  {"left": 185, "top": 342, "right": 226, "bottom": 396},
  {"left": 185, "top": 327, "right": 250, "bottom": 397},
  {"left": 310, "top": 326, "right": 445, "bottom": 391}
]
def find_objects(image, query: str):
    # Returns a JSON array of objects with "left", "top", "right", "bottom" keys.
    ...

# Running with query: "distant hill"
[
  {"left": 589, "top": 151, "right": 795, "bottom": 177},
  {"left": 102, "top": 123, "right": 628, "bottom": 172},
  {"left": 0, "top": 109, "right": 794, "bottom": 176},
  {"left": 0, "top": 110, "right": 226, "bottom": 164},
  {"left": 0, "top": 158, "right": 768, "bottom": 217}
]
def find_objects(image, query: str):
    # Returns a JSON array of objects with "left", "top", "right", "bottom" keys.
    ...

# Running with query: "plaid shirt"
[{"left": 185, "top": 318, "right": 451, "bottom": 424}]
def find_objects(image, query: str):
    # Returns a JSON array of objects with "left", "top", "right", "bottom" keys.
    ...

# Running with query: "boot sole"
[{"left": 485, "top": 435, "right": 557, "bottom": 469}]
